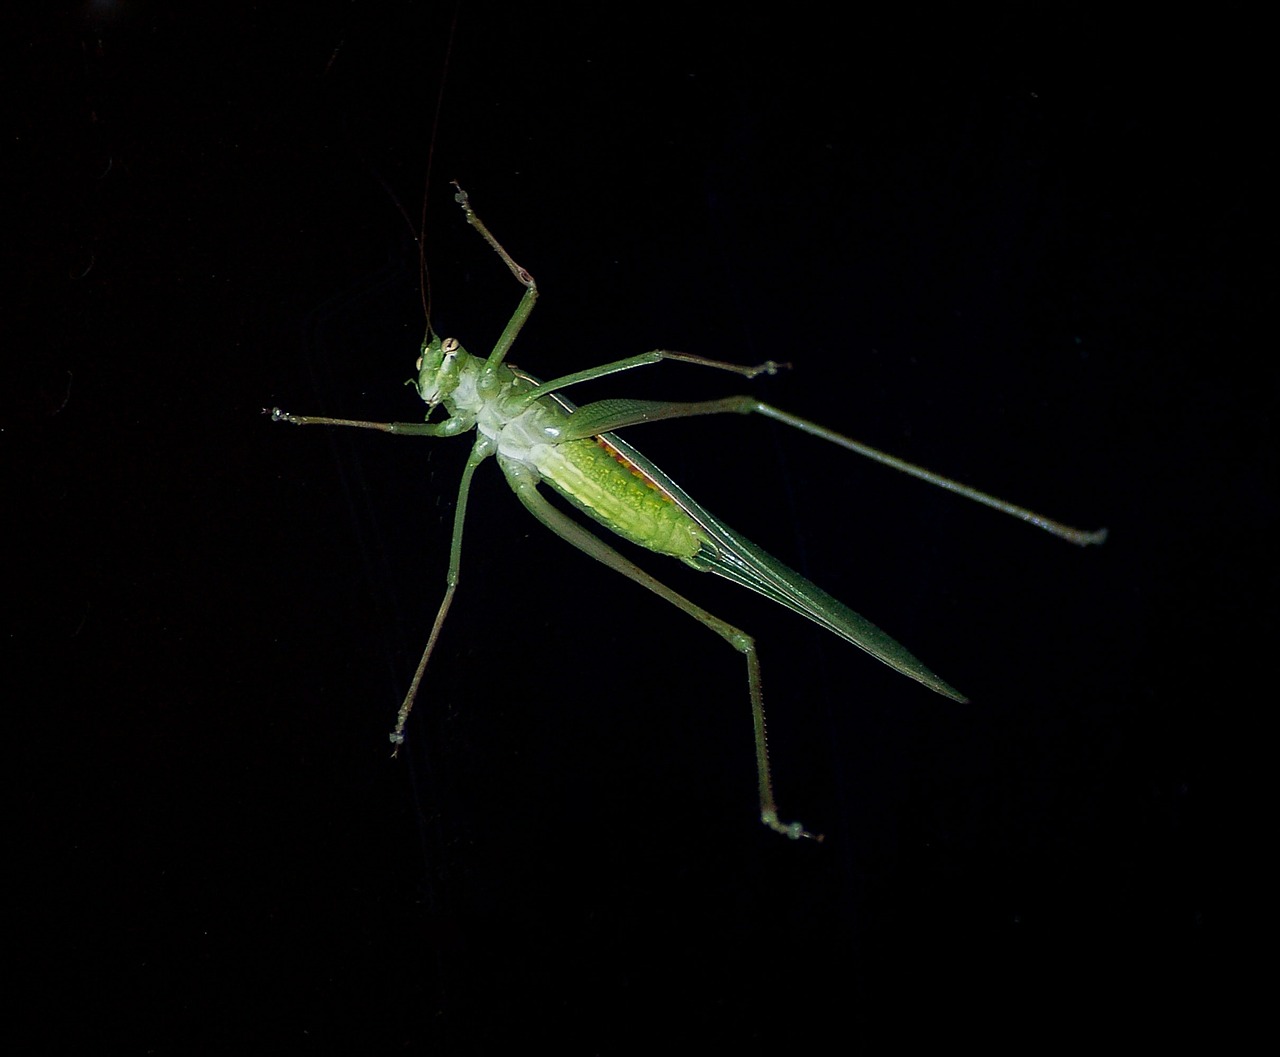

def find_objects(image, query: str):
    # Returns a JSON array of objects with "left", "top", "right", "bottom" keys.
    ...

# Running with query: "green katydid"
[{"left": 271, "top": 183, "right": 1106, "bottom": 842}]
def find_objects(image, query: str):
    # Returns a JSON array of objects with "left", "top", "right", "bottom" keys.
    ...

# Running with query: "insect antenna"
[{"left": 416, "top": 3, "right": 459, "bottom": 337}]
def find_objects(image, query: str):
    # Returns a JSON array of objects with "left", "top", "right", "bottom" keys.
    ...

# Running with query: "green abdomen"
[{"left": 530, "top": 436, "right": 706, "bottom": 559}]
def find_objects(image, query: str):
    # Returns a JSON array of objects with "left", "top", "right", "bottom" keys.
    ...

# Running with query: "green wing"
[{"left": 592, "top": 427, "right": 968, "bottom": 704}]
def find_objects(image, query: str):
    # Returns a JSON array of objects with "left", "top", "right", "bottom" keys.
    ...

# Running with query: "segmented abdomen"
[{"left": 529, "top": 436, "right": 706, "bottom": 559}]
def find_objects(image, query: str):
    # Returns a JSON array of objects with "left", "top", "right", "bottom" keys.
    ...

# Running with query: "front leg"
[
  {"left": 450, "top": 183, "right": 538, "bottom": 386},
  {"left": 268, "top": 408, "right": 474, "bottom": 438}
]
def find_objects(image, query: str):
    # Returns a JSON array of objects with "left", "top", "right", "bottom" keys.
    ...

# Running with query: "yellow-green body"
[
  {"left": 415, "top": 339, "right": 969, "bottom": 705},
  {"left": 421, "top": 343, "right": 707, "bottom": 563}
]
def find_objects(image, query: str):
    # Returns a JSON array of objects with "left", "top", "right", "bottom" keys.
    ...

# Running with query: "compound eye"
[{"left": 442, "top": 337, "right": 459, "bottom": 355}]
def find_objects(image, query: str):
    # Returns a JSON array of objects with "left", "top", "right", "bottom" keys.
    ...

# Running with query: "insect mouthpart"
[{"left": 413, "top": 334, "right": 467, "bottom": 408}]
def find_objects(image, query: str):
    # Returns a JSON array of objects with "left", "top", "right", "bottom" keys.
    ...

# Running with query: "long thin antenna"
[{"left": 418, "top": 2, "right": 461, "bottom": 333}]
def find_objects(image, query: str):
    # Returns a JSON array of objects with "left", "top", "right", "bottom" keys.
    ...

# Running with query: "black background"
[{"left": 10, "top": 2, "right": 1262, "bottom": 1051}]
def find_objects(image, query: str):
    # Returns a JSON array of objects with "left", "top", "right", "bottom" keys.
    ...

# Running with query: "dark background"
[{"left": 9, "top": 2, "right": 1262, "bottom": 1051}]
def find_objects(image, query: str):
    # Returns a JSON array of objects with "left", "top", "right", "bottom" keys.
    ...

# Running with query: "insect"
[{"left": 271, "top": 183, "right": 1106, "bottom": 841}]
